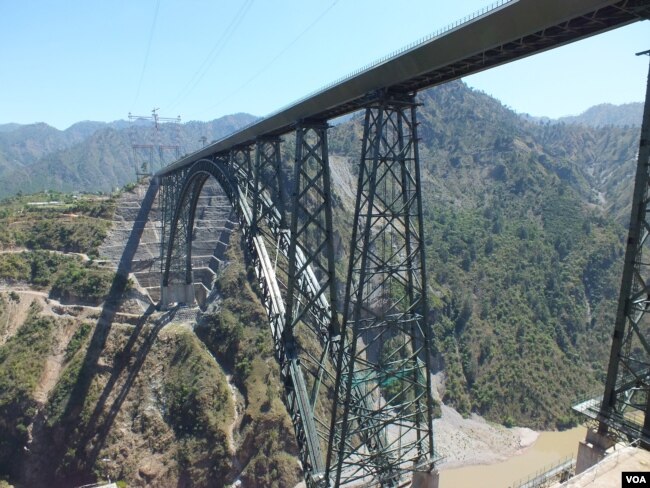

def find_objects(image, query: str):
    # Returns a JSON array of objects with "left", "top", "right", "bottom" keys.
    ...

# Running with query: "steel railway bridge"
[{"left": 150, "top": 1, "right": 650, "bottom": 486}]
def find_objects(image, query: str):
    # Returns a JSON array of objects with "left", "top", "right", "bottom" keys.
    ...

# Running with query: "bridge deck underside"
[
  {"left": 159, "top": 0, "right": 649, "bottom": 177},
  {"left": 393, "top": 2, "right": 650, "bottom": 94}
]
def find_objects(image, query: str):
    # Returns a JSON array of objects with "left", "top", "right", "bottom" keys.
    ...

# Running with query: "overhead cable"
[
  {"left": 166, "top": 0, "right": 255, "bottom": 112},
  {"left": 198, "top": 0, "right": 339, "bottom": 118},
  {"left": 132, "top": 0, "right": 161, "bottom": 111}
]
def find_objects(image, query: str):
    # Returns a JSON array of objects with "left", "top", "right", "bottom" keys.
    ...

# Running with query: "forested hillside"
[
  {"left": 558, "top": 102, "right": 643, "bottom": 127},
  {"left": 0, "top": 114, "right": 258, "bottom": 199},
  {"left": 0, "top": 191, "right": 298, "bottom": 487}
]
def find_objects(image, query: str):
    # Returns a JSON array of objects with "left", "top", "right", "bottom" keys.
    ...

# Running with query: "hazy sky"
[{"left": 1, "top": 0, "right": 648, "bottom": 130}]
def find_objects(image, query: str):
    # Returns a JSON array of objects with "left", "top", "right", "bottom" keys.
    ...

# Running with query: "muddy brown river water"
[{"left": 439, "top": 426, "right": 587, "bottom": 488}]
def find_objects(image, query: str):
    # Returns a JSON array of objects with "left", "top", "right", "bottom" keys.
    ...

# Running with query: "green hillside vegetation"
[
  {"left": 0, "top": 303, "right": 55, "bottom": 477},
  {"left": 162, "top": 331, "right": 233, "bottom": 484},
  {"left": 0, "top": 192, "right": 118, "bottom": 304},
  {"left": 325, "top": 82, "right": 636, "bottom": 429},
  {"left": 195, "top": 236, "right": 301, "bottom": 487},
  {"left": 558, "top": 102, "right": 643, "bottom": 127},
  {"left": 0, "top": 114, "right": 258, "bottom": 199},
  {"left": 415, "top": 86, "right": 632, "bottom": 427},
  {"left": 0, "top": 251, "right": 113, "bottom": 304},
  {"left": 0, "top": 192, "right": 300, "bottom": 487},
  {"left": 0, "top": 123, "right": 81, "bottom": 176},
  {"left": 0, "top": 191, "right": 115, "bottom": 254},
  {"left": 41, "top": 324, "right": 237, "bottom": 486},
  {"left": 30, "top": 235, "right": 299, "bottom": 487}
]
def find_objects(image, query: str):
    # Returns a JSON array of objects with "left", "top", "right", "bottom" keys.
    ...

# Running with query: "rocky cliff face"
[{"left": 0, "top": 184, "right": 301, "bottom": 488}]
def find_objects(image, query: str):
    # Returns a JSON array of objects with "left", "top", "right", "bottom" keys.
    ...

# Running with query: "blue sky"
[{"left": 0, "top": 0, "right": 648, "bottom": 130}]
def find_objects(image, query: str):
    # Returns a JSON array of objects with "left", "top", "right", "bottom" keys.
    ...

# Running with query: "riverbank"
[
  {"left": 435, "top": 406, "right": 586, "bottom": 488},
  {"left": 291, "top": 404, "right": 583, "bottom": 488},
  {"left": 434, "top": 405, "right": 539, "bottom": 470}
]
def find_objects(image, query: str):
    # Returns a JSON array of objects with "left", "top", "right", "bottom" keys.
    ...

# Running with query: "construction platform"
[{"left": 573, "top": 394, "right": 650, "bottom": 446}]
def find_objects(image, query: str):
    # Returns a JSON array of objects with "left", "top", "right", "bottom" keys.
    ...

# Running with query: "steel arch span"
[
  {"left": 159, "top": 152, "right": 330, "bottom": 480},
  {"left": 158, "top": 107, "right": 438, "bottom": 486},
  {"left": 160, "top": 157, "right": 236, "bottom": 306}
]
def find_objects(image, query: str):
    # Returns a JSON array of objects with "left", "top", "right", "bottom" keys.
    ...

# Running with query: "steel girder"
[
  {"left": 598, "top": 55, "right": 650, "bottom": 445},
  {"left": 393, "top": 0, "right": 650, "bottom": 94},
  {"left": 158, "top": 1, "right": 649, "bottom": 178},
  {"left": 327, "top": 92, "right": 436, "bottom": 486}
]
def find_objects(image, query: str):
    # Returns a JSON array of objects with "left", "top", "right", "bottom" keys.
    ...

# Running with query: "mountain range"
[
  {"left": 387, "top": 84, "right": 640, "bottom": 425},
  {"left": 557, "top": 102, "right": 643, "bottom": 127},
  {"left": 0, "top": 114, "right": 258, "bottom": 198},
  {"left": 0, "top": 99, "right": 642, "bottom": 200}
]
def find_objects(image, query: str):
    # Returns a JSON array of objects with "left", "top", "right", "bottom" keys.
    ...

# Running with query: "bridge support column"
[
  {"left": 328, "top": 91, "right": 437, "bottom": 486},
  {"left": 254, "top": 137, "right": 287, "bottom": 232},
  {"left": 285, "top": 121, "right": 340, "bottom": 342},
  {"left": 575, "top": 428, "right": 615, "bottom": 474},
  {"left": 160, "top": 283, "right": 195, "bottom": 309},
  {"left": 596, "top": 51, "right": 650, "bottom": 444},
  {"left": 229, "top": 145, "right": 253, "bottom": 192},
  {"left": 276, "top": 121, "right": 341, "bottom": 481}
]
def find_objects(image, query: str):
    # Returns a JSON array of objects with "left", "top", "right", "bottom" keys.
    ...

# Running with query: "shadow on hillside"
[
  {"left": 53, "top": 178, "right": 160, "bottom": 480},
  {"left": 80, "top": 304, "right": 178, "bottom": 468}
]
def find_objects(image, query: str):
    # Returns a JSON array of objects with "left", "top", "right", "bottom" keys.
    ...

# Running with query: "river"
[{"left": 439, "top": 426, "right": 587, "bottom": 488}]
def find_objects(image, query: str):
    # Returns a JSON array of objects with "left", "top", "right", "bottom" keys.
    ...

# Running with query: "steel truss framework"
[
  {"left": 160, "top": 153, "right": 325, "bottom": 478},
  {"left": 591, "top": 55, "right": 650, "bottom": 445},
  {"left": 327, "top": 92, "right": 436, "bottom": 486},
  {"left": 158, "top": 95, "right": 437, "bottom": 486}
]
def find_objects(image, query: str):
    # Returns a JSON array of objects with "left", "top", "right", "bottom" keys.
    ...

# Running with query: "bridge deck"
[{"left": 159, "top": 0, "right": 648, "bottom": 176}]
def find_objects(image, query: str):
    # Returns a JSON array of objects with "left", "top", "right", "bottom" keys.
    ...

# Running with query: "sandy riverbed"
[{"left": 434, "top": 404, "right": 539, "bottom": 470}]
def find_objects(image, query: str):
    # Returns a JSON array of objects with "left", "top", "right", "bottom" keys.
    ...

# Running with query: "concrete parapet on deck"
[{"left": 555, "top": 445, "right": 650, "bottom": 487}]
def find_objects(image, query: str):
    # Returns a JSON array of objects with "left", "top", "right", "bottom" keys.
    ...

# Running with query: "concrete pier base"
[
  {"left": 160, "top": 283, "right": 196, "bottom": 310},
  {"left": 575, "top": 428, "right": 615, "bottom": 475},
  {"left": 412, "top": 470, "right": 439, "bottom": 488}
]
